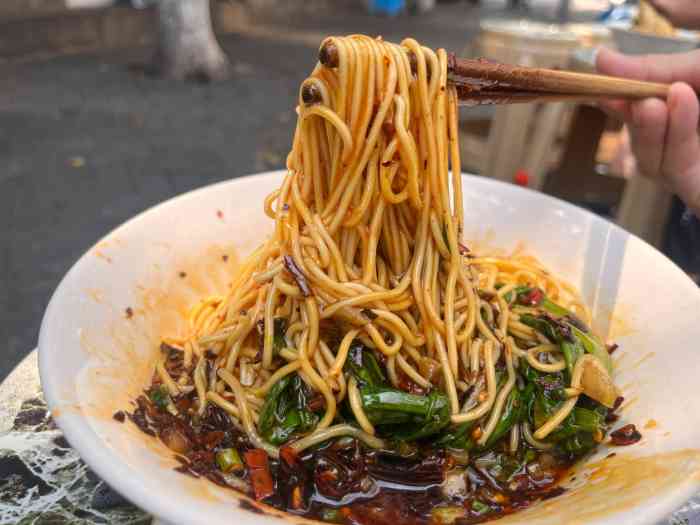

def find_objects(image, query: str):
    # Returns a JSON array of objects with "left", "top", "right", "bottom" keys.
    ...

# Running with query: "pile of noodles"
[{"left": 157, "top": 35, "right": 593, "bottom": 458}]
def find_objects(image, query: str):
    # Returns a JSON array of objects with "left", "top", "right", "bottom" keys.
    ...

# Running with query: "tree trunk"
[{"left": 155, "top": 0, "right": 230, "bottom": 81}]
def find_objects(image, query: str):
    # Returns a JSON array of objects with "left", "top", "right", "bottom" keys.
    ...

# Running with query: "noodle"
[{"left": 132, "top": 37, "right": 627, "bottom": 522}]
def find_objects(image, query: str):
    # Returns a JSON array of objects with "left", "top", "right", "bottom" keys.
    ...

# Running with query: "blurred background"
[{"left": 1, "top": 0, "right": 697, "bottom": 382}]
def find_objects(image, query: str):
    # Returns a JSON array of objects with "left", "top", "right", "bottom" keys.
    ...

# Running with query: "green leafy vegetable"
[
  {"left": 272, "top": 317, "right": 287, "bottom": 354},
  {"left": 258, "top": 374, "right": 319, "bottom": 445},
  {"left": 541, "top": 298, "right": 572, "bottom": 317},
  {"left": 431, "top": 506, "right": 466, "bottom": 524},
  {"left": 533, "top": 374, "right": 566, "bottom": 429},
  {"left": 548, "top": 407, "right": 603, "bottom": 442},
  {"left": 345, "top": 344, "right": 385, "bottom": 388},
  {"left": 503, "top": 285, "right": 532, "bottom": 303},
  {"left": 258, "top": 376, "right": 292, "bottom": 434},
  {"left": 319, "top": 508, "right": 343, "bottom": 523},
  {"left": 558, "top": 431, "right": 597, "bottom": 456},
  {"left": 521, "top": 313, "right": 604, "bottom": 379},
  {"left": 435, "top": 420, "right": 475, "bottom": 450},
  {"left": 570, "top": 325, "right": 613, "bottom": 374},
  {"left": 360, "top": 387, "right": 451, "bottom": 441},
  {"left": 560, "top": 339, "right": 584, "bottom": 377},
  {"left": 484, "top": 387, "right": 520, "bottom": 448},
  {"left": 519, "top": 314, "right": 561, "bottom": 342},
  {"left": 471, "top": 500, "right": 490, "bottom": 515}
]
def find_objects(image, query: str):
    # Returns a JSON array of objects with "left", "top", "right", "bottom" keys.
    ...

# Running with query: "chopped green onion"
[
  {"left": 396, "top": 440, "right": 418, "bottom": 457},
  {"left": 471, "top": 500, "right": 490, "bottom": 515},
  {"left": 431, "top": 506, "right": 466, "bottom": 524},
  {"left": 216, "top": 448, "right": 244, "bottom": 473},
  {"left": 524, "top": 449, "right": 537, "bottom": 463},
  {"left": 319, "top": 507, "right": 344, "bottom": 523},
  {"left": 148, "top": 385, "right": 171, "bottom": 410}
]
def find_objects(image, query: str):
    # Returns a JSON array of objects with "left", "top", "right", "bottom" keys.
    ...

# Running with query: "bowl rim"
[
  {"left": 608, "top": 21, "right": 700, "bottom": 43},
  {"left": 39, "top": 170, "right": 700, "bottom": 524},
  {"left": 480, "top": 18, "right": 581, "bottom": 42}
]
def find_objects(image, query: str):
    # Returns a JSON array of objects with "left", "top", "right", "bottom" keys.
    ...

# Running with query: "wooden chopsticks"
[
  {"left": 448, "top": 55, "right": 671, "bottom": 106},
  {"left": 316, "top": 40, "right": 675, "bottom": 106}
]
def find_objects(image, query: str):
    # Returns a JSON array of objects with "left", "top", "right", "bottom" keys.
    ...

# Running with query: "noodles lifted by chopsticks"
[
  {"left": 131, "top": 36, "right": 631, "bottom": 522},
  {"left": 154, "top": 34, "right": 603, "bottom": 453}
]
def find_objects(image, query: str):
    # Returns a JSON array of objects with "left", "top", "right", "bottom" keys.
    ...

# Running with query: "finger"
[
  {"left": 609, "top": 127, "right": 636, "bottom": 178},
  {"left": 663, "top": 82, "right": 700, "bottom": 214},
  {"left": 596, "top": 47, "right": 700, "bottom": 88},
  {"left": 626, "top": 98, "right": 669, "bottom": 179},
  {"left": 649, "top": 0, "right": 674, "bottom": 22},
  {"left": 598, "top": 99, "right": 632, "bottom": 121}
]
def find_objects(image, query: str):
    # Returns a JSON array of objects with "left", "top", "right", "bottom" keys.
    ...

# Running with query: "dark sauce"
[
  {"left": 119, "top": 333, "right": 632, "bottom": 525},
  {"left": 124, "top": 381, "right": 575, "bottom": 525}
]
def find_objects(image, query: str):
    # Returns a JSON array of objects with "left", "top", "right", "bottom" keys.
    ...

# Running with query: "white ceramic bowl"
[
  {"left": 39, "top": 171, "right": 700, "bottom": 525},
  {"left": 609, "top": 21, "right": 700, "bottom": 55}
]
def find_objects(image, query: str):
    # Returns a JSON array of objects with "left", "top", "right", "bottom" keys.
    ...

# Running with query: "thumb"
[{"left": 663, "top": 82, "right": 700, "bottom": 215}]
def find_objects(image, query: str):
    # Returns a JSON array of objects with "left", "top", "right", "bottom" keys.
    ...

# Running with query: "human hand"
[
  {"left": 649, "top": 0, "right": 700, "bottom": 30},
  {"left": 596, "top": 48, "right": 700, "bottom": 215}
]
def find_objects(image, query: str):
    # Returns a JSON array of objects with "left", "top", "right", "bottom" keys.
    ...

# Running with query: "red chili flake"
[
  {"left": 222, "top": 254, "right": 229, "bottom": 262},
  {"left": 216, "top": 210, "right": 224, "bottom": 219},
  {"left": 610, "top": 424, "right": 642, "bottom": 446},
  {"left": 423, "top": 159, "right": 428, "bottom": 170},
  {"left": 607, "top": 343, "right": 619, "bottom": 355},
  {"left": 458, "top": 242, "right": 471, "bottom": 256},
  {"left": 178, "top": 271, "right": 187, "bottom": 279},
  {"left": 280, "top": 445, "right": 300, "bottom": 467},
  {"left": 175, "top": 396, "right": 193, "bottom": 413},
  {"left": 606, "top": 452, "right": 617, "bottom": 459},
  {"left": 244, "top": 449, "right": 274, "bottom": 500},
  {"left": 113, "top": 411, "right": 126, "bottom": 423},
  {"left": 606, "top": 413, "right": 620, "bottom": 424},
  {"left": 198, "top": 430, "right": 225, "bottom": 450},
  {"left": 518, "top": 288, "right": 544, "bottom": 306},
  {"left": 611, "top": 396, "right": 624, "bottom": 412},
  {"left": 125, "top": 307, "right": 134, "bottom": 319},
  {"left": 514, "top": 169, "right": 530, "bottom": 187},
  {"left": 291, "top": 486, "right": 304, "bottom": 510},
  {"left": 307, "top": 394, "right": 326, "bottom": 412},
  {"left": 381, "top": 160, "right": 392, "bottom": 167}
]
